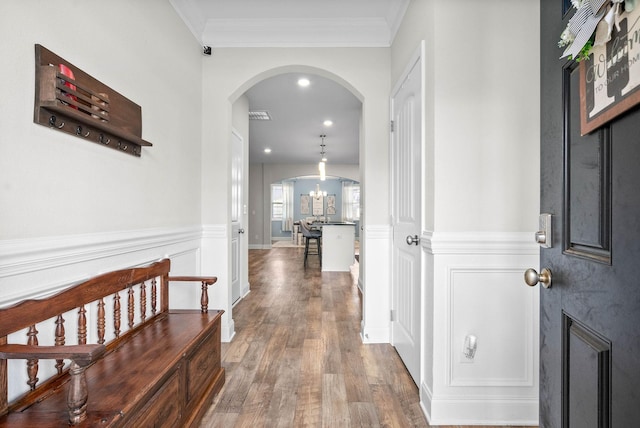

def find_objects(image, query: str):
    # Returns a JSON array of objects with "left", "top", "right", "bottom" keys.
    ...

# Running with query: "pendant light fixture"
[{"left": 318, "top": 134, "right": 327, "bottom": 181}]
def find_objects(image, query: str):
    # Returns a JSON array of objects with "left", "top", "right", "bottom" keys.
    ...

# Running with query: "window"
[
  {"left": 271, "top": 184, "right": 283, "bottom": 220},
  {"left": 350, "top": 185, "right": 360, "bottom": 220},
  {"left": 342, "top": 182, "right": 360, "bottom": 221}
]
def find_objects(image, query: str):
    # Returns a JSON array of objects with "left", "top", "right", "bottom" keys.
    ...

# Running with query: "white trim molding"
[
  {"left": 0, "top": 226, "right": 203, "bottom": 279},
  {"left": 423, "top": 231, "right": 539, "bottom": 255},
  {"left": 0, "top": 227, "right": 204, "bottom": 308}
]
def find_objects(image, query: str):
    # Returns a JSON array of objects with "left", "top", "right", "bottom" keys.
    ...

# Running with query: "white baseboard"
[
  {"left": 360, "top": 321, "right": 389, "bottom": 344},
  {"left": 248, "top": 244, "right": 271, "bottom": 250},
  {"left": 421, "top": 381, "right": 538, "bottom": 425},
  {"left": 222, "top": 317, "right": 235, "bottom": 343}
]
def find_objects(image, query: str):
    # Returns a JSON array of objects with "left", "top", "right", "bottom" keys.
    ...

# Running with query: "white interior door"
[
  {"left": 390, "top": 52, "right": 423, "bottom": 386},
  {"left": 231, "top": 130, "right": 244, "bottom": 304}
]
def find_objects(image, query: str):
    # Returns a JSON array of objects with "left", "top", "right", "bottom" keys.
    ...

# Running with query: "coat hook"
[
  {"left": 75, "top": 126, "right": 90, "bottom": 137},
  {"left": 99, "top": 133, "right": 110, "bottom": 145},
  {"left": 49, "top": 115, "right": 65, "bottom": 129}
]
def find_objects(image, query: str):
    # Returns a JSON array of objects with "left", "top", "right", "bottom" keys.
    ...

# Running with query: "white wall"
[
  {"left": 0, "top": 1, "right": 203, "bottom": 240},
  {"left": 0, "top": 0, "right": 210, "bottom": 303},
  {"left": 392, "top": 0, "right": 541, "bottom": 425},
  {"left": 0, "top": 0, "right": 208, "bottom": 273},
  {"left": 0, "top": 0, "right": 220, "bottom": 350}
]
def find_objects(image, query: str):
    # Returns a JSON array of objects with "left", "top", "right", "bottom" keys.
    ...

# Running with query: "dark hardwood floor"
[{"left": 200, "top": 247, "right": 536, "bottom": 428}]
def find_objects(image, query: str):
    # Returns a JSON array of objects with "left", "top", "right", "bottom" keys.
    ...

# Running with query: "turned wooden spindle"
[
  {"left": 200, "top": 281, "right": 209, "bottom": 313},
  {"left": 97, "top": 299, "right": 106, "bottom": 345},
  {"left": 140, "top": 282, "right": 146, "bottom": 323},
  {"left": 127, "top": 287, "right": 135, "bottom": 329},
  {"left": 67, "top": 361, "right": 89, "bottom": 425},
  {"left": 114, "top": 291, "right": 121, "bottom": 338},
  {"left": 151, "top": 278, "right": 157, "bottom": 316},
  {"left": 77, "top": 306, "right": 87, "bottom": 345},
  {"left": 26, "top": 325, "right": 39, "bottom": 390},
  {"left": 55, "top": 315, "right": 66, "bottom": 374}
]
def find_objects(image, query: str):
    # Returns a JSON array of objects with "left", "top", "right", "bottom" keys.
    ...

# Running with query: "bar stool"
[{"left": 300, "top": 221, "right": 322, "bottom": 268}]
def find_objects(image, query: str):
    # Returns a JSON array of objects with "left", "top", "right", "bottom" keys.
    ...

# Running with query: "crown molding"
[
  {"left": 202, "top": 17, "right": 392, "bottom": 47},
  {"left": 170, "top": 0, "right": 411, "bottom": 48}
]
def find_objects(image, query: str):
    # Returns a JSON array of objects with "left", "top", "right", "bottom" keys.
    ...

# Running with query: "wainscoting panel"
[
  {"left": 421, "top": 231, "right": 540, "bottom": 426},
  {"left": 360, "top": 224, "right": 391, "bottom": 343},
  {"left": 0, "top": 227, "right": 204, "bottom": 308},
  {"left": 448, "top": 267, "right": 535, "bottom": 387}
]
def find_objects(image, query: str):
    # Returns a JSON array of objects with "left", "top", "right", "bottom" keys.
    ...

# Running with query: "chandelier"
[{"left": 309, "top": 183, "right": 327, "bottom": 199}]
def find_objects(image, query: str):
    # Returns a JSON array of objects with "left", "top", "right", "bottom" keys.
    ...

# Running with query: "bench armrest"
[
  {"left": 0, "top": 343, "right": 106, "bottom": 425},
  {"left": 0, "top": 344, "right": 106, "bottom": 367},
  {"left": 168, "top": 276, "right": 218, "bottom": 313},
  {"left": 168, "top": 276, "right": 217, "bottom": 285}
]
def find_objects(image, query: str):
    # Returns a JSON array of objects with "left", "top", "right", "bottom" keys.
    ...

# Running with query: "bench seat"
[
  {"left": 1, "top": 309, "right": 223, "bottom": 427},
  {"left": 0, "top": 259, "right": 224, "bottom": 427}
]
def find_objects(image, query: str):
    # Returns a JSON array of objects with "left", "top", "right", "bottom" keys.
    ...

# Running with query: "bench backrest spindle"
[
  {"left": 114, "top": 291, "right": 121, "bottom": 339},
  {"left": 140, "top": 282, "right": 147, "bottom": 323},
  {"left": 97, "top": 299, "right": 105, "bottom": 345},
  {"left": 77, "top": 306, "right": 87, "bottom": 345},
  {"left": 55, "top": 314, "right": 65, "bottom": 373},
  {"left": 127, "top": 287, "right": 135, "bottom": 329},
  {"left": 151, "top": 278, "right": 157, "bottom": 316},
  {"left": 26, "top": 326, "right": 38, "bottom": 391}
]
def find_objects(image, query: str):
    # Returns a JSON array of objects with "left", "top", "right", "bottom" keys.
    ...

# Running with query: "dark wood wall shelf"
[{"left": 34, "top": 45, "right": 152, "bottom": 157}]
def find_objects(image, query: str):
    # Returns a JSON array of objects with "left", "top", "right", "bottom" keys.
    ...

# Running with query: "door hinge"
[
  {"left": 390, "top": 120, "right": 395, "bottom": 133},
  {"left": 390, "top": 309, "right": 395, "bottom": 322}
]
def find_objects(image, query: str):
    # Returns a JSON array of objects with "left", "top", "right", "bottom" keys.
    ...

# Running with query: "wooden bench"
[{"left": 0, "top": 258, "right": 224, "bottom": 427}]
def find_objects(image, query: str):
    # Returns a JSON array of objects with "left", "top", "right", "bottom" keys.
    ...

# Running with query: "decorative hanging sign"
[
  {"left": 580, "top": 3, "right": 640, "bottom": 134},
  {"left": 559, "top": 1, "right": 640, "bottom": 134},
  {"left": 312, "top": 194, "right": 324, "bottom": 216}
]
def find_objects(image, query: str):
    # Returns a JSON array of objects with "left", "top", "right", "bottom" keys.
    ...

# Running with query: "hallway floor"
[{"left": 200, "top": 247, "right": 536, "bottom": 427}]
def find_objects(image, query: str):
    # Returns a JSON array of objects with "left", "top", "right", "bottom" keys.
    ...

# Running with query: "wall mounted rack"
[{"left": 34, "top": 44, "right": 152, "bottom": 157}]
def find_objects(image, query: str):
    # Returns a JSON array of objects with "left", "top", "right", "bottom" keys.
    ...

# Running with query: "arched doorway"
[{"left": 229, "top": 69, "right": 363, "bottom": 307}]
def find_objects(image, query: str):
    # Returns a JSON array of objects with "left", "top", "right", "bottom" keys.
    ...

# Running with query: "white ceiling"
[
  {"left": 170, "top": 0, "right": 409, "bottom": 165},
  {"left": 246, "top": 73, "right": 361, "bottom": 165}
]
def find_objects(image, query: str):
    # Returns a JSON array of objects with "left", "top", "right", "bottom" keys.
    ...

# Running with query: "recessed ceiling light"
[
  {"left": 249, "top": 110, "right": 271, "bottom": 120},
  {"left": 264, "top": 148, "right": 272, "bottom": 153},
  {"left": 297, "top": 78, "right": 310, "bottom": 87},
  {"left": 323, "top": 120, "right": 333, "bottom": 127}
]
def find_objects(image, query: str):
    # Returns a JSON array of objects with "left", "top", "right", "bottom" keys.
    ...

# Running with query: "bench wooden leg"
[{"left": 67, "top": 361, "right": 89, "bottom": 425}]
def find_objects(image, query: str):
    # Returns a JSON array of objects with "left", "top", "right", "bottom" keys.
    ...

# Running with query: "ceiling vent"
[{"left": 249, "top": 110, "right": 271, "bottom": 120}]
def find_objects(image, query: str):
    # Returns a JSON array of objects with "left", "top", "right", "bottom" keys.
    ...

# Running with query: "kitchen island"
[{"left": 319, "top": 222, "right": 356, "bottom": 272}]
